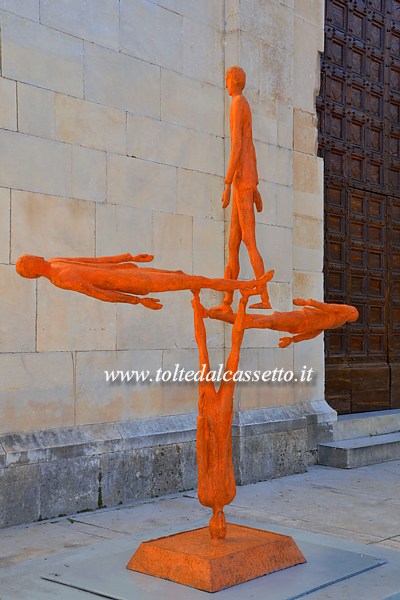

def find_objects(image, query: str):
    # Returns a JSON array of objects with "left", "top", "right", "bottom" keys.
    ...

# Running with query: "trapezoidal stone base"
[{"left": 126, "top": 523, "right": 306, "bottom": 593}]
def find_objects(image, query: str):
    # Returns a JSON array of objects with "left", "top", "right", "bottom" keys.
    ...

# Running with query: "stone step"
[
  {"left": 318, "top": 432, "right": 400, "bottom": 469},
  {"left": 332, "top": 409, "right": 400, "bottom": 441}
]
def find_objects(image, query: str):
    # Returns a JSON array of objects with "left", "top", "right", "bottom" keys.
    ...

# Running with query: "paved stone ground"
[{"left": 1, "top": 460, "right": 400, "bottom": 599}]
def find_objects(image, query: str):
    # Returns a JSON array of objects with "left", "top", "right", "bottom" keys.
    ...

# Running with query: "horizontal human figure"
[
  {"left": 16, "top": 253, "right": 273, "bottom": 311},
  {"left": 208, "top": 296, "right": 359, "bottom": 347}
]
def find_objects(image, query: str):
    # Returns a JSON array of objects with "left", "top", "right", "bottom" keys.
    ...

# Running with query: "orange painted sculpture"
[
  {"left": 221, "top": 66, "right": 271, "bottom": 311},
  {"left": 15, "top": 65, "right": 358, "bottom": 593},
  {"left": 16, "top": 252, "right": 271, "bottom": 310},
  {"left": 208, "top": 298, "right": 359, "bottom": 348},
  {"left": 192, "top": 288, "right": 247, "bottom": 540}
]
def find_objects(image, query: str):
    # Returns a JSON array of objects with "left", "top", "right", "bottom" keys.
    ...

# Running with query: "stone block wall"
[{"left": 0, "top": 0, "right": 332, "bottom": 526}]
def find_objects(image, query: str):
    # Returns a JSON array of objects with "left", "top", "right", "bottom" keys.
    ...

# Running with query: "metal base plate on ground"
[{"left": 41, "top": 519, "right": 386, "bottom": 599}]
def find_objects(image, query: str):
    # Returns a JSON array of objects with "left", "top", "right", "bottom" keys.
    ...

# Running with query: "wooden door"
[{"left": 318, "top": 0, "right": 400, "bottom": 412}]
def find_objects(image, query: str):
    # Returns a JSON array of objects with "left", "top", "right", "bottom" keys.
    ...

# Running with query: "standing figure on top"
[{"left": 220, "top": 66, "right": 271, "bottom": 311}]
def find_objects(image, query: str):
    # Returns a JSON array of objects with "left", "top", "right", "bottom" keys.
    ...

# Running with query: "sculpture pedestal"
[{"left": 127, "top": 523, "right": 306, "bottom": 593}]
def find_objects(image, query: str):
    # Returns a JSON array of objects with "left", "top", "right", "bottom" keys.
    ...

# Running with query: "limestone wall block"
[
  {"left": 120, "top": 0, "right": 183, "bottom": 72},
  {"left": 0, "top": 77, "right": 17, "bottom": 131},
  {"left": 293, "top": 214, "right": 323, "bottom": 251},
  {"left": 96, "top": 204, "right": 152, "bottom": 257},
  {"left": 0, "top": 130, "right": 71, "bottom": 197},
  {"left": 0, "top": 264, "right": 35, "bottom": 352},
  {"left": 17, "top": 83, "right": 55, "bottom": 139},
  {"left": 71, "top": 146, "right": 106, "bottom": 203},
  {"left": 55, "top": 94, "right": 126, "bottom": 154},
  {"left": 0, "top": 13, "right": 84, "bottom": 97},
  {"left": 256, "top": 142, "right": 293, "bottom": 187},
  {"left": 161, "top": 69, "right": 224, "bottom": 136},
  {"left": 294, "top": 152, "right": 321, "bottom": 194},
  {"left": 117, "top": 291, "right": 201, "bottom": 351},
  {"left": 293, "top": 247, "right": 323, "bottom": 273},
  {"left": 256, "top": 223, "right": 293, "bottom": 284},
  {"left": 85, "top": 43, "right": 160, "bottom": 118},
  {"left": 152, "top": 211, "right": 192, "bottom": 273},
  {"left": 107, "top": 154, "right": 177, "bottom": 213},
  {"left": 0, "top": 352, "right": 74, "bottom": 434},
  {"left": 127, "top": 115, "right": 224, "bottom": 176},
  {"left": 0, "top": 0, "right": 39, "bottom": 20},
  {"left": 294, "top": 17, "right": 323, "bottom": 112},
  {"left": 294, "top": 190, "right": 324, "bottom": 221},
  {"left": 294, "top": 0, "right": 324, "bottom": 29},
  {"left": 240, "top": 346, "right": 295, "bottom": 410},
  {"left": 40, "top": 0, "right": 119, "bottom": 50},
  {"left": 275, "top": 183, "right": 293, "bottom": 228},
  {"left": 293, "top": 271, "right": 323, "bottom": 301},
  {"left": 176, "top": 168, "right": 223, "bottom": 221},
  {"left": 148, "top": 0, "right": 223, "bottom": 30},
  {"left": 193, "top": 217, "right": 224, "bottom": 278},
  {"left": 37, "top": 280, "right": 116, "bottom": 351},
  {"left": 294, "top": 109, "right": 318, "bottom": 155},
  {"left": 294, "top": 334, "right": 324, "bottom": 403},
  {"left": 11, "top": 190, "right": 95, "bottom": 262},
  {"left": 75, "top": 350, "right": 164, "bottom": 425},
  {"left": 0, "top": 188, "right": 10, "bottom": 264},
  {"left": 182, "top": 18, "right": 223, "bottom": 87}
]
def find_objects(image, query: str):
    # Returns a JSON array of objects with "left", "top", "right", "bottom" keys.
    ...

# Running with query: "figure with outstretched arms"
[
  {"left": 208, "top": 297, "right": 359, "bottom": 347},
  {"left": 16, "top": 253, "right": 273, "bottom": 311}
]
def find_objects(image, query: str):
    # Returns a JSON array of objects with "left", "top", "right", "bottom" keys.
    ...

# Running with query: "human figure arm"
[
  {"left": 293, "top": 298, "right": 329, "bottom": 311},
  {"left": 279, "top": 329, "right": 323, "bottom": 348},
  {"left": 56, "top": 280, "right": 162, "bottom": 309},
  {"left": 49, "top": 253, "right": 154, "bottom": 266},
  {"left": 191, "top": 290, "right": 211, "bottom": 376}
]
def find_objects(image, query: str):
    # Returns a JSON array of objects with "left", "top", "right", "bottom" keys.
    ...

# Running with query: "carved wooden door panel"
[{"left": 318, "top": 0, "right": 400, "bottom": 413}]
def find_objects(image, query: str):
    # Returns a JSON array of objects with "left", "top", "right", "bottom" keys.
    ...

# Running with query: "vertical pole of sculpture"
[{"left": 192, "top": 290, "right": 248, "bottom": 539}]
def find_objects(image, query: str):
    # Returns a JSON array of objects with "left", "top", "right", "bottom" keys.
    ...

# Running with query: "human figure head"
[
  {"left": 16, "top": 254, "right": 47, "bottom": 279},
  {"left": 346, "top": 306, "right": 359, "bottom": 323},
  {"left": 225, "top": 66, "right": 246, "bottom": 96}
]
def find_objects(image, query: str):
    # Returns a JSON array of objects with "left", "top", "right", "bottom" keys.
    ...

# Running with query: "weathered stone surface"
[
  {"left": 151, "top": 444, "right": 184, "bottom": 497},
  {"left": 37, "top": 281, "right": 116, "bottom": 351},
  {"left": 17, "top": 83, "right": 55, "bottom": 139},
  {"left": 117, "top": 413, "right": 197, "bottom": 450},
  {"left": 294, "top": 109, "right": 318, "bottom": 155},
  {"left": 11, "top": 190, "right": 95, "bottom": 262},
  {"left": 0, "top": 464, "right": 40, "bottom": 527},
  {"left": 0, "top": 0, "right": 39, "bottom": 19},
  {"left": 295, "top": 0, "right": 324, "bottom": 27},
  {"left": 55, "top": 94, "right": 126, "bottom": 154},
  {"left": 152, "top": 211, "right": 193, "bottom": 273},
  {"left": 256, "top": 142, "right": 293, "bottom": 186},
  {"left": 0, "top": 264, "right": 36, "bottom": 352},
  {"left": 75, "top": 350, "right": 163, "bottom": 425},
  {"left": 39, "top": 456, "right": 100, "bottom": 519},
  {"left": 0, "top": 76, "right": 17, "bottom": 131},
  {"left": 120, "top": 0, "right": 183, "bottom": 71},
  {"left": 85, "top": 43, "right": 160, "bottom": 118},
  {"left": 0, "top": 423, "right": 122, "bottom": 467},
  {"left": 319, "top": 433, "right": 400, "bottom": 469},
  {"left": 293, "top": 214, "right": 323, "bottom": 272},
  {"left": 294, "top": 152, "right": 321, "bottom": 194},
  {"left": 0, "top": 130, "right": 71, "bottom": 197},
  {"left": 294, "top": 17, "right": 323, "bottom": 112},
  {"left": 1, "top": 13, "right": 84, "bottom": 97},
  {"left": 182, "top": 18, "right": 223, "bottom": 87},
  {"left": 161, "top": 69, "right": 223, "bottom": 136},
  {"left": 40, "top": 0, "right": 120, "bottom": 50},
  {"left": 95, "top": 204, "right": 152, "bottom": 257},
  {"left": 100, "top": 448, "right": 153, "bottom": 506},
  {"left": 176, "top": 168, "right": 223, "bottom": 221},
  {"left": 107, "top": 154, "right": 176, "bottom": 213},
  {"left": 71, "top": 146, "right": 106, "bottom": 202},
  {"left": 293, "top": 270, "right": 323, "bottom": 300},
  {"left": 0, "top": 188, "right": 10, "bottom": 264},
  {"left": 235, "top": 429, "right": 307, "bottom": 485},
  {"left": 0, "top": 352, "right": 74, "bottom": 434},
  {"left": 127, "top": 114, "right": 224, "bottom": 175},
  {"left": 294, "top": 330, "right": 324, "bottom": 404},
  {"left": 193, "top": 217, "right": 224, "bottom": 278}
]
